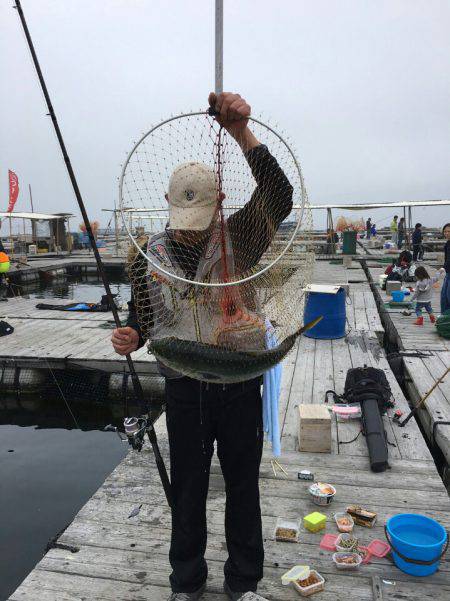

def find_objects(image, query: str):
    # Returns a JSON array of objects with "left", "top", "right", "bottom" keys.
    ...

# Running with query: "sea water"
[{"left": 0, "top": 277, "right": 134, "bottom": 600}]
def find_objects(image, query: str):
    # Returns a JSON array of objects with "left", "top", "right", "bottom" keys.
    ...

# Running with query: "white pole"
[
  {"left": 114, "top": 209, "right": 119, "bottom": 256},
  {"left": 215, "top": 0, "right": 223, "bottom": 94}
]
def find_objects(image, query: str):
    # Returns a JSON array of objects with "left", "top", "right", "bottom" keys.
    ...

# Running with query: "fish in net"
[{"left": 121, "top": 106, "right": 314, "bottom": 382}]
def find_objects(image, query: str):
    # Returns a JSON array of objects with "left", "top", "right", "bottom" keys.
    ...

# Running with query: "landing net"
[{"left": 120, "top": 112, "right": 313, "bottom": 382}]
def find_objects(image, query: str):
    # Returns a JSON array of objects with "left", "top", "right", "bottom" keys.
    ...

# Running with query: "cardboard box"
[{"left": 298, "top": 404, "right": 331, "bottom": 453}]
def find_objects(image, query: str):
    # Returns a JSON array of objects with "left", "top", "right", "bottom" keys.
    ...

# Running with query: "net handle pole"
[
  {"left": 13, "top": 0, "right": 173, "bottom": 508},
  {"left": 215, "top": 0, "right": 223, "bottom": 94}
]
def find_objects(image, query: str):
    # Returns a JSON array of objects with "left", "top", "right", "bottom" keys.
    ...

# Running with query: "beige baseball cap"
[{"left": 167, "top": 162, "right": 218, "bottom": 231}]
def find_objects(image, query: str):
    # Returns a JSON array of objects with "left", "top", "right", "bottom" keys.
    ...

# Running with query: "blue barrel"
[
  {"left": 304, "top": 288, "right": 346, "bottom": 339},
  {"left": 385, "top": 514, "right": 448, "bottom": 576}
]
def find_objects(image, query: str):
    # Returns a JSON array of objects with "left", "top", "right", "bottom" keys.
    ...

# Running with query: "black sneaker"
[
  {"left": 223, "top": 581, "right": 268, "bottom": 600},
  {"left": 168, "top": 583, "right": 206, "bottom": 600}
]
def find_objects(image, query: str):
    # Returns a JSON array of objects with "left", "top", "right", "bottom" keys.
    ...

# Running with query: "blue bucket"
[
  {"left": 304, "top": 288, "right": 346, "bottom": 339},
  {"left": 391, "top": 290, "right": 405, "bottom": 302},
  {"left": 385, "top": 514, "right": 448, "bottom": 576}
]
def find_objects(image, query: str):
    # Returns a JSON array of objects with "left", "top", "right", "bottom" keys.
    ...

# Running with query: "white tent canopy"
[
  {"left": 0, "top": 212, "right": 73, "bottom": 220},
  {"left": 308, "top": 200, "right": 450, "bottom": 210},
  {"left": 107, "top": 199, "right": 450, "bottom": 214}
]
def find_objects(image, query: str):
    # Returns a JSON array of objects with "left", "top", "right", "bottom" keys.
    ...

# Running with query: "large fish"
[{"left": 148, "top": 316, "right": 322, "bottom": 383}]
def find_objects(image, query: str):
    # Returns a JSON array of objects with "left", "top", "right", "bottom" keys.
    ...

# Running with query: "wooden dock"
[
  {"left": 7, "top": 260, "right": 450, "bottom": 600},
  {"left": 0, "top": 297, "right": 157, "bottom": 374},
  {"left": 367, "top": 261, "right": 450, "bottom": 471}
]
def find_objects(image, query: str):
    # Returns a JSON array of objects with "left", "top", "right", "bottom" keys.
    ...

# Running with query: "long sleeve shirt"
[
  {"left": 412, "top": 273, "right": 444, "bottom": 303},
  {"left": 412, "top": 229, "right": 422, "bottom": 245},
  {"left": 444, "top": 240, "right": 450, "bottom": 274},
  {"left": 126, "top": 143, "right": 293, "bottom": 345}
]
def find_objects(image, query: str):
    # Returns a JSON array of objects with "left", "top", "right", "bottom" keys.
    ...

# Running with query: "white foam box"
[
  {"left": 386, "top": 280, "right": 401, "bottom": 294},
  {"left": 298, "top": 404, "right": 332, "bottom": 453}
]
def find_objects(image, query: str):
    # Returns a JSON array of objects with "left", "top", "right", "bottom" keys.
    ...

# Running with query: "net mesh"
[
  {"left": 121, "top": 112, "right": 314, "bottom": 382},
  {"left": 0, "top": 358, "right": 165, "bottom": 429}
]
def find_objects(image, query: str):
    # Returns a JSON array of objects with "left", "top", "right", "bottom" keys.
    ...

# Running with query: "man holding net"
[{"left": 112, "top": 92, "right": 293, "bottom": 601}]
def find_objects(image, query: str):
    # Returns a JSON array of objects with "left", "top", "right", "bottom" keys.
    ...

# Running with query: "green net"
[{"left": 436, "top": 310, "right": 450, "bottom": 339}]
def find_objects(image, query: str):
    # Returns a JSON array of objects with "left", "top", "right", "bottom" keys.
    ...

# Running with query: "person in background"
[
  {"left": 412, "top": 223, "right": 424, "bottom": 261},
  {"left": 385, "top": 250, "right": 412, "bottom": 282},
  {"left": 397, "top": 217, "right": 405, "bottom": 249},
  {"left": 412, "top": 265, "right": 445, "bottom": 325},
  {"left": 441, "top": 222, "right": 450, "bottom": 314},
  {"left": 390, "top": 215, "right": 398, "bottom": 245},
  {"left": 370, "top": 223, "right": 377, "bottom": 237},
  {"left": 366, "top": 217, "right": 372, "bottom": 239}
]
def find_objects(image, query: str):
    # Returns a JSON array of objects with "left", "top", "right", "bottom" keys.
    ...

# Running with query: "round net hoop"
[{"left": 118, "top": 111, "right": 307, "bottom": 288}]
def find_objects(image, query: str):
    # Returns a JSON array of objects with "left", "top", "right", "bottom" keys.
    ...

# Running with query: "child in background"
[{"left": 412, "top": 266, "right": 445, "bottom": 325}]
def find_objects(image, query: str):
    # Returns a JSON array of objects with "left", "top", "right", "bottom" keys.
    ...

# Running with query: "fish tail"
[{"left": 294, "top": 316, "right": 323, "bottom": 338}]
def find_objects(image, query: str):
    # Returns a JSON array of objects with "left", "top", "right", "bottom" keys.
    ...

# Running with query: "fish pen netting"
[
  {"left": 0, "top": 360, "right": 165, "bottom": 406},
  {"left": 121, "top": 113, "right": 314, "bottom": 380}
]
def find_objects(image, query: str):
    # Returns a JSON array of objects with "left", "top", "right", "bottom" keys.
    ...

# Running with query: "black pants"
[
  {"left": 413, "top": 244, "right": 424, "bottom": 261},
  {"left": 165, "top": 376, "right": 264, "bottom": 594}
]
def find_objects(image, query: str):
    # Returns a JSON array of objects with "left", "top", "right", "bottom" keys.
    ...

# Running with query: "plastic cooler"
[{"left": 304, "top": 286, "right": 346, "bottom": 340}]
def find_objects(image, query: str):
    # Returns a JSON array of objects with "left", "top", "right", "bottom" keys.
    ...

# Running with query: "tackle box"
[{"left": 303, "top": 511, "right": 327, "bottom": 533}]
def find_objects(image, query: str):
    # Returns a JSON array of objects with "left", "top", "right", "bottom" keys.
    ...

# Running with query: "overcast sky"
[{"left": 1, "top": 0, "right": 449, "bottom": 233}]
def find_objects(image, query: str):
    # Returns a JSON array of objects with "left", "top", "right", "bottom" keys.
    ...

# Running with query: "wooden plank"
[
  {"left": 281, "top": 336, "right": 316, "bottom": 450},
  {"left": 404, "top": 356, "right": 450, "bottom": 464}
]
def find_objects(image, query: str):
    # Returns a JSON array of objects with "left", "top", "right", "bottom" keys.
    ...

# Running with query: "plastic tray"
[
  {"left": 357, "top": 546, "right": 372, "bottom": 564},
  {"left": 319, "top": 533, "right": 338, "bottom": 551},
  {"left": 367, "top": 539, "right": 391, "bottom": 558},
  {"left": 281, "top": 565, "right": 310, "bottom": 586},
  {"left": 332, "top": 552, "right": 362, "bottom": 570},
  {"left": 275, "top": 517, "right": 300, "bottom": 543},
  {"left": 293, "top": 570, "right": 325, "bottom": 597},
  {"left": 335, "top": 533, "right": 359, "bottom": 552},
  {"left": 334, "top": 512, "right": 354, "bottom": 532}
]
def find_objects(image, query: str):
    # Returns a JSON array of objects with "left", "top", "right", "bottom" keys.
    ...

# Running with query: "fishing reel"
[{"left": 104, "top": 416, "right": 149, "bottom": 451}]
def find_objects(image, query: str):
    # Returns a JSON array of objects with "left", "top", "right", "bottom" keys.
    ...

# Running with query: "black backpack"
[
  {"left": 344, "top": 366, "right": 392, "bottom": 412},
  {"left": 343, "top": 367, "right": 393, "bottom": 472}
]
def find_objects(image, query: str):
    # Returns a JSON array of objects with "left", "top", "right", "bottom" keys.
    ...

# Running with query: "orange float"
[{"left": 0, "top": 251, "right": 11, "bottom": 273}]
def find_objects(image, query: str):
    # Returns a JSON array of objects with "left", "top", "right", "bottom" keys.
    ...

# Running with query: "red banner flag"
[{"left": 7, "top": 170, "right": 19, "bottom": 212}]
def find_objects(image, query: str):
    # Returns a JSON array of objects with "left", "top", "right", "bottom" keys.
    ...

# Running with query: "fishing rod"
[
  {"left": 398, "top": 365, "right": 450, "bottom": 428},
  {"left": 13, "top": 0, "right": 172, "bottom": 507}
]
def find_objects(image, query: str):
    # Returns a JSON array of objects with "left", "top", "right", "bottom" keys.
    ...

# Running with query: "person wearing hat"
[{"left": 112, "top": 92, "right": 293, "bottom": 601}]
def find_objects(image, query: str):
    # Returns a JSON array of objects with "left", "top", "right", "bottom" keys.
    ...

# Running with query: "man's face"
[
  {"left": 171, "top": 225, "right": 213, "bottom": 246},
  {"left": 444, "top": 226, "right": 450, "bottom": 240}
]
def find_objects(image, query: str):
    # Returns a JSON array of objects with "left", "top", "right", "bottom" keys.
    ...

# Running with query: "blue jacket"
[
  {"left": 412, "top": 229, "right": 422, "bottom": 245},
  {"left": 444, "top": 240, "right": 450, "bottom": 274}
]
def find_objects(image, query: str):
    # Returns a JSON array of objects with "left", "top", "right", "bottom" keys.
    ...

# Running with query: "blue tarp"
[{"left": 263, "top": 320, "right": 282, "bottom": 456}]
